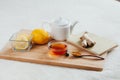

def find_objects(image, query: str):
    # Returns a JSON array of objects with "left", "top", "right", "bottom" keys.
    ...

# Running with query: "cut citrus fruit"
[{"left": 14, "top": 34, "right": 29, "bottom": 50}]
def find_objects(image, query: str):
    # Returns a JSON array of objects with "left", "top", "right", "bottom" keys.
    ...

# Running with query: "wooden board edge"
[
  {"left": 0, "top": 54, "right": 103, "bottom": 71},
  {"left": 99, "top": 45, "right": 118, "bottom": 56}
]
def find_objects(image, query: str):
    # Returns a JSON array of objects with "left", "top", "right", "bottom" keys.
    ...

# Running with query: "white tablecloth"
[{"left": 0, "top": 0, "right": 120, "bottom": 80}]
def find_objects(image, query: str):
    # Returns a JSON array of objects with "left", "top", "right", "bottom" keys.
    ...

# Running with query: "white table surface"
[{"left": 0, "top": 0, "right": 120, "bottom": 80}]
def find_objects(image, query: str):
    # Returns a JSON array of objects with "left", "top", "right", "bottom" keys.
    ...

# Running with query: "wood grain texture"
[
  {"left": 0, "top": 41, "right": 107, "bottom": 71},
  {"left": 0, "top": 30, "right": 107, "bottom": 71}
]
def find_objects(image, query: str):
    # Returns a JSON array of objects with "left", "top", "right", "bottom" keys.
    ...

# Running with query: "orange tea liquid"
[{"left": 49, "top": 42, "right": 67, "bottom": 55}]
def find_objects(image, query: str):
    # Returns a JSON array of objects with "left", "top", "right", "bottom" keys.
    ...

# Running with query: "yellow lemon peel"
[{"left": 31, "top": 28, "right": 50, "bottom": 44}]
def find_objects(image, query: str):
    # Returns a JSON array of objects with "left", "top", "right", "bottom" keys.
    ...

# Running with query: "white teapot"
[{"left": 42, "top": 18, "right": 78, "bottom": 41}]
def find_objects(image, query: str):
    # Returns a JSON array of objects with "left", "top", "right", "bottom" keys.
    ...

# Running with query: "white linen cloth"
[{"left": 0, "top": 0, "right": 120, "bottom": 80}]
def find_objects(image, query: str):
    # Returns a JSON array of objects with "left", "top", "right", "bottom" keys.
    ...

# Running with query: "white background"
[{"left": 0, "top": 0, "right": 120, "bottom": 80}]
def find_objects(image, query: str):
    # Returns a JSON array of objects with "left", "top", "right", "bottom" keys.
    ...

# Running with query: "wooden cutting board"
[
  {"left": 0, "top": 42, "right": 107, "bottom": 71},
  {"left": 0, "top": 30, "right": 107, "bottom": 71}
]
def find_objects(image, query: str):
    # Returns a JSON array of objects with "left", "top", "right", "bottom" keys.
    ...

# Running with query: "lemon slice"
[{"left": 14, "top": 34, "right": 29, "bottom": 50}]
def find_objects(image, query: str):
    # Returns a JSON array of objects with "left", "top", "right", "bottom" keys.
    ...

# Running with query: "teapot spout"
[{"left": 70, "top": 21, "right": 79, "bottom": 34}]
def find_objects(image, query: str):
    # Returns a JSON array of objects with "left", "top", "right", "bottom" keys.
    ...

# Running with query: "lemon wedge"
[{"left": 14, "top": 34, "right": 29, "bottom": 50}]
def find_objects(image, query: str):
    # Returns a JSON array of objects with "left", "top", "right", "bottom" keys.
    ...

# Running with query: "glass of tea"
[{"left": 48, "top": 40, "right": 67, "bottom": 57}]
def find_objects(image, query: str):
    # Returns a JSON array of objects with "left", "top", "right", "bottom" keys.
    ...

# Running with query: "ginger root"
[{"left": 80, "top": 32, "right": 96, "bottom": 48}]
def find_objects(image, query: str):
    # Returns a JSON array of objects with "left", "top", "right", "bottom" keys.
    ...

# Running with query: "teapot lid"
[{"left": 54, "top": 17, "right": 69, "bottom": 26}]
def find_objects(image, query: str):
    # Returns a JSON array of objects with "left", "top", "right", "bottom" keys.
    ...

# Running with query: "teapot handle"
[{"left": 70, "top": 21, "right": 79, "bottom": 34}]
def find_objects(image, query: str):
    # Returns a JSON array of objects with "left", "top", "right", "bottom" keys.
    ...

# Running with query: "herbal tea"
[{"left": 48, "top": 41, "right": 67, "bottom": 55}]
